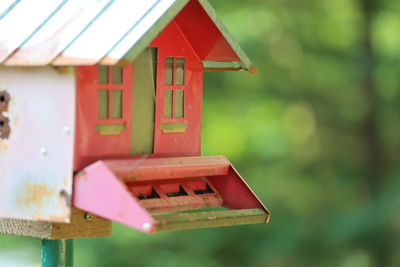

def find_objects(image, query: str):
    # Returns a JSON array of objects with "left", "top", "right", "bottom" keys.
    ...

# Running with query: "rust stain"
[
  {"left": 25, "top": 185, "right": 71, "bottom": 223},
  {"left": 17, "top": 183, "right": 56, "bottom": 209},
  {"left": 63, "top": 176, "right": 69, "bottom": 187},
  {"left": 59, "top": 189, "right": 71, "bottom": 206},
  {"left": 74, "top": 171, "right": 88, "bottom": 182},
  {"left": 0, "top": 140, "right": 8, "bottom": 151},
  {"left": 52, "top": 66, "right": 74, "bottom": 75},
  {"left": 31, "top": 211, "right": 70, "bottom": 223}
]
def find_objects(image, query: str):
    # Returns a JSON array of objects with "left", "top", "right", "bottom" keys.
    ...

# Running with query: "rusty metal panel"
[
  {"left": 102, "top": 0, "right": 190, "bottom": 65},
  {"left": 53, "top": 0, "right": 159, "bottom": 65},
  {"left": 0, "top": 0, "right": 65, "bottom": 63},
  {"left": 0, "top": 66, "right": 75, "bottom": 222},
  {"left": 5, "top": 0, "right": 113, "bottom": 66}
]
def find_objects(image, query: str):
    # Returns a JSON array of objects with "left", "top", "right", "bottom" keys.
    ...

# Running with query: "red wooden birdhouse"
[{"left": 0, "top": 0, "right": 269, "bottom": 238}]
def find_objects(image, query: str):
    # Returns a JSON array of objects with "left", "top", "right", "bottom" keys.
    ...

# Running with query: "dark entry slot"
[
  {"left": 138, "top": 188, "right": 160, "bottom": 200},
  {"left": 0, "top": 115, "right": 10, "bottom": 139},
  {"left": 166, "top": 186, "right": 187, "bottom": 197},
  {"left": 0, "top": 91, "right": 10, "bottom": 110},
  {"left": 194, "top": 184, "right": 214, "bottom": 195}
]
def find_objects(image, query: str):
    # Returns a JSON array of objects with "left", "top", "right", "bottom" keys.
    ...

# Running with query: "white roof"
[{"left": 0, "top": 0, "right": 254, "bottom": 71}]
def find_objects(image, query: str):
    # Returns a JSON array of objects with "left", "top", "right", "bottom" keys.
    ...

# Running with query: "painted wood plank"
[
  {"left": 153, "top": 208, "right": 269, "bottom": 232},
  {"left": 53, "top": 0, "right": 158, "bottom": 65},
  {"left": 50, "top": 208, "right": 111, "bottom": 240},
  {"left": 138, "top": 194, "right": 223, "bottom": 213},
  {"left": 0, "top": 0, "right": 64, "bottom": 63},
  {"left": 0, "top": 218, "right": 52, "bottom": 239},
  {"left": 0, "top": 66, "right": 75, "bottom": 222},
  {"left": 5, "top": 0, "right": 113, "bottom": 66},
  {"left": 0, "top": 208, "right": 111, "bottom": 239},
  {"left": 103, "top": 156, "right": 230, "bottom": 181}
]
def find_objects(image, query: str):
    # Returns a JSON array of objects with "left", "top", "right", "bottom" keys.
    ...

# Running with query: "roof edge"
[
  {"left": 202, "top": 61, "right": 257, "bottom": 73},
  {"left": 197, "top": 0, "right": 255, "bottom": 72}
]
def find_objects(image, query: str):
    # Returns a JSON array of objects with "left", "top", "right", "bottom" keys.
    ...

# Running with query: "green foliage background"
[{"left": 2, "top": 0, "right": 400, "bottom": 266}]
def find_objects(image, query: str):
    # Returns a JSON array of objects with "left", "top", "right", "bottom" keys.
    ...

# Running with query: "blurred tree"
[{"left": 2, "top": 1, "right": 400, "bottom": 266}]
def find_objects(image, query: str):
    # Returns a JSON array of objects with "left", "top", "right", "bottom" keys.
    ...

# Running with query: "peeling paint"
[
  {"left": 0, "top": 141, "right": 8, "bottom": 151},
  {"left": 0, "top": 67, "right": 74, "bottom": 222},
  {"left": 59, "top": 189, "right": 71, "bottom": 206},
  {"left": 63, "top": 176, "right": 69, "bottom": 187},
  {"left": 17, "top": 183, "right": 56, "bottom": 209}
]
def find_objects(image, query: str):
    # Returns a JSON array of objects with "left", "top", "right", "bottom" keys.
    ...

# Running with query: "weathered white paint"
[
  {"left": 5, "top": 0, "right": 113, "bottom": 66},
  {"left": 0, "top": 0, "right": 17, "bottom": 16},
  {"left": 0, "top": 66, "right": 75, "bottom": 223},
  {"left": 0, "top": 0, "right": 64, "bottom": 62}
]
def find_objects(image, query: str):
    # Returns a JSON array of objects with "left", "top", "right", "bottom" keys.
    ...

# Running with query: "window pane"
[
  {"left": 174, "top": 90, "right": 184, "bottom": 118},
  {"left": 163, "top": 90, "right": 173, "bottom": 118},
  {"left": 112, "top": 66, "right": 123, "bottom": 84},
  {"left": 98, "top": 90, "right": 108, "bottom": 119},
  {"left": 98, "top": 65, "right": 108, "bottom": 84},
  {"left": 176, "top": 58, "right": 185, "bottom": 85},
  {"left": 165, "top": 57, "right": 174, "bottom": 85},
  {"left": 111, "top": 90, "right": 123, "bottom": 119}
]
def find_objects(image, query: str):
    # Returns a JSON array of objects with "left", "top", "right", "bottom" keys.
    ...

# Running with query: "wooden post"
[{"left": 41, "top": 239, "right": 73, "bottom": 267}]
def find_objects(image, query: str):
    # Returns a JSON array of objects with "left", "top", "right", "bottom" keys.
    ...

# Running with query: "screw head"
[
  {"left": 84, "top": 213, "right": 93, "bottom": 221},
  {"left": 142, "top": 222, "right": 152, "bottom": 232},
  {"left": 40, "top": 148, "right": 48, "bottom": 156},
  {"left": 63, "top": 126, "right": 71, "bottom": 135}
]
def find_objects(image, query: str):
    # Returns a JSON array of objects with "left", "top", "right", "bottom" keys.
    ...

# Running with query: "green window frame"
[{"left": 97, "top": 65, "right": 124, "bottom": 120}]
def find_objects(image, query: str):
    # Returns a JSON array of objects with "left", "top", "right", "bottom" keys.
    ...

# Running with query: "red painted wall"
[
  {"left": 174, "top": 0, "right": 241, "bottom": 62},
  {"left": 151, "top": 20, "right": 203, "bottom": 157},
  {"left": 74, "top": 65, "right": 133, "bottom": 171},
  {"left": 74, "top": 20, "right": 203, "bottom": 170}
]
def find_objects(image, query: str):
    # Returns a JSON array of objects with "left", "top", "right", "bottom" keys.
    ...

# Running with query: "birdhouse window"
[
  {"left": 96, "top": 65, "right": 130, "bottom": 135},
  {"left": 97, "top": 65, "right": 125, "bottom": 120},
  {"left": 164, "top": 57, "right": 185, "bottom": 85},
  {"left": 97, "top": 89, "right": 123, "bottom": 120},
  {"left": 175, "top": 58, "right": 185, "bottom": 85},
  {"left": 163, "top": 57, "right": 185, "bottom": 119},
  {"left": 163, "top": 89, "right": 184, "bottom": 119}
]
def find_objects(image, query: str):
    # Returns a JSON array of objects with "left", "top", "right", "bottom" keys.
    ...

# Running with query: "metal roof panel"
[
  {"left": 101, "top": 0, "right": 189, "bottom": 65},
  {"left": 0, "top": 0, "right": 19, "bottom": 18},
  {"left": 0, "top": 0, "right": 254, "bottom": 72},
  {"left": 0, "top": 0, "right": 65, "bottom": 63},
  {"left": 53, "top": 0, "right": 158, "bottom": 65},
  {"left": 5, "top": 0, "right": 113, "bottom": 66}
]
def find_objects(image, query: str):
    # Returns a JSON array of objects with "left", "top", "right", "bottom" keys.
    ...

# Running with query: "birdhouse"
[{"left": 0, "top": 0, "right": 269, "bottom": 239}]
